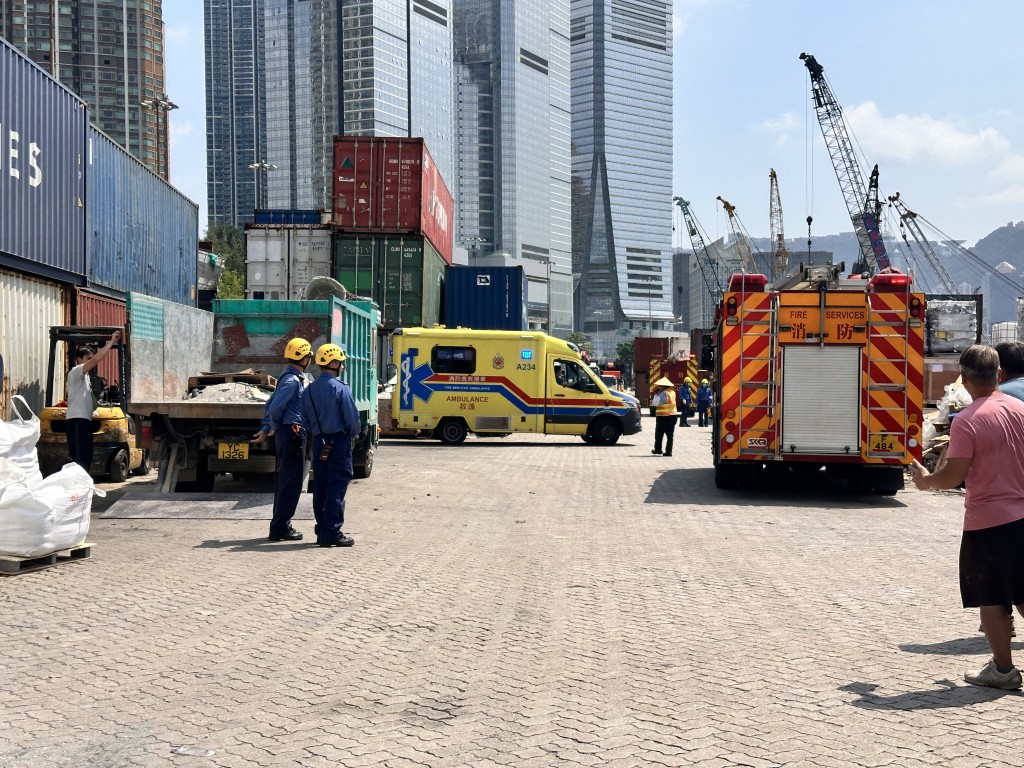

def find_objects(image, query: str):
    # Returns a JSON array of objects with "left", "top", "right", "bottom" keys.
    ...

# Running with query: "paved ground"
[{"left": 2, "top": 418, "right": 1021, "bottom": 767}]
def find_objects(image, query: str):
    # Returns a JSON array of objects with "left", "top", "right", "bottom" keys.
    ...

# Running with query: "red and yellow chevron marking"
[
  {"left": 719, "top": 293, "right": 776, "bottom": 460},
  {"left": 648, "top": 357, "right": 662, "bottom": 401},
  {"left": 861, "top": 291, "right": 925, "bottom": 464},
  {"left": 686, "top": 356, "right": 698, "bottom": 401}
]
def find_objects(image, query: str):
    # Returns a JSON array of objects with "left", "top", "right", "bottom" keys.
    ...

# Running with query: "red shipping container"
[
  {"left": 73, "top": 288, "right": 127, "bottom": 392},
  {"left": 332, "top": 136, "right": 454, "bottom": 264}
]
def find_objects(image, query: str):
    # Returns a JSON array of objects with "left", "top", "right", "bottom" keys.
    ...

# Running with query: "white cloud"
[
  {"left": 844, "top": 102, "right": 1010, "bottom": 166},
  {"left": 673, "top": 12, "right": 686, "bottom": 37},
  {"left": 169, "top": 121, "right": 195, "bottom": 146},
  {"left": 976, "top": 184, "right": 1024, "bottom": 207},
  {"left": 757, "top": 112, "right": 799, "bottom": 149},
  {"left": 165, "top": 24, "right": 192, "bottom": 44},
  {"left": 991, "top": 153, "right": 1024, "bottom": 183}
]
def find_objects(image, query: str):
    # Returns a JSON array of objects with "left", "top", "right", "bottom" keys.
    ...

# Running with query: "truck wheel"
[
  {"left": 436, "top": 419, "right": 468, "bottom": 445},
  {"left": 354, "top": 448, "right": 374, "bottom": 479},
  {"left": 109, "top": 449, "right": 130, "bottom": 483},
  {"left": 131, "top": 450, "right": 152, "bottom": 476},
  {"left": 715, "top": 463, "right": 740, "bottom": 489},
  {"left": 587, "top": 418, "right": 621, "bottom": 446}
]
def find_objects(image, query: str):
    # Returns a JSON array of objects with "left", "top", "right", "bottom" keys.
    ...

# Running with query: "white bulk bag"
[
  {"left": 0, "top": 395, "right": 42, "bottom": 485},
  {"left": 0, "top": 459, "right": 102, "bottom": 558}
]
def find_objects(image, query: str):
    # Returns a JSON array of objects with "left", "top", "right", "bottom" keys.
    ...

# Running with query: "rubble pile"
[{"left": 184, "top": 383, "right": 272, "bottom": 404}]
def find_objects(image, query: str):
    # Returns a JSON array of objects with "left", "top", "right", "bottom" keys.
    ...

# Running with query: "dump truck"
[{"left": 129, "top": 294, "right": 380, "bottom": 492}]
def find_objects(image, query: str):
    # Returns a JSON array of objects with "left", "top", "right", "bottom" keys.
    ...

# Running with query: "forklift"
[{"left": 37, "top": 326, "right": 150, "bottom": 481}]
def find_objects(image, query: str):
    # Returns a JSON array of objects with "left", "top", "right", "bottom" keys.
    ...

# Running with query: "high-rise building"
[
  {"left": 210, "top": 0, "right": 455, "bottom": 216},
  {"left": 570, "top": 0, "right": 673, "bottom": 357},
  {"left": 1, "top": 0, "right": 174, "bottom": 179},
  {"left": 205, "top": 0, "right": 266, "bottom": 227},
  {"left": 454, "top": 0, "right": 573, "bottom": 336}
]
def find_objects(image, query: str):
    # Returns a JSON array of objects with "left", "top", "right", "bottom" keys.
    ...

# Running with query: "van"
[{"left": 390, "top": 327, "right": 642, "bottom": 444}]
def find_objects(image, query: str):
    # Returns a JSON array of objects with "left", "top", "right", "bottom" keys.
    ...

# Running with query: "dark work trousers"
[
  {"left": 654, "top": 416, "right": 676, "bottom": 455},
  {"left": 678, "top": 401, "right": 691, "bottom": 427},
  {"left": 269, "top": 426, "right": 308, "bottom": 537},
  {"left": 310, "top": 432, "right": 353, "bottom": 545},
  {"left": 698, "top": 403, "right": 712, "bottom": 427},
  {"left": 66, "top": 418, "right": 94, "bottom": 473}
]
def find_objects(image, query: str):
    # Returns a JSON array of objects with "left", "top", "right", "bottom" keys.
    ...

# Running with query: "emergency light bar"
[
  {"left": 869, "top": 273, "right": 913, "bottom": 292},
  {"left": 727, "top": 273, "right": 769, "bottom": 293}
]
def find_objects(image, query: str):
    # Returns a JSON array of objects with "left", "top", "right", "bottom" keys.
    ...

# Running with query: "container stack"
[
  {"left": 443, "top": 265, "right": 529, "bottom": 331},
  {"left": 244, "top": 212, "right": 332, "bottom": 301},
  {"left": 331, "top": 136, "right": 454, "bottom": 330}
]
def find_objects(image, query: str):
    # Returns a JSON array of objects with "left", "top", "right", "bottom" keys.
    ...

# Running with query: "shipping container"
[
  {"left": 245, "top": 225, "right": 333, "bottom": 300},
  {"left": 443, "top": 265, "right": 528, "bottom": 331},
  {"left": 253, "top": 209, "right": 328, "bottom": 225},
  {"left": 86, "top": 125, "right": 199, "bottom": 304},
  {"left": 992, "top": 321, "right": 1018, "bottom": 344},
  {"left": 73, "top": 288, "right": 127, "bottom": 390},
  {"left": 0, "top": 267, "right": 70, "bottom": 418},
  {"left": 332, "top": 136, "right": 454, "bottom": 264},
  {"left": 334, "top": 233, "right": 446, "bottom": 330},
  {"left": 0, "top": 38, "right": 88, "bottom": 282}
]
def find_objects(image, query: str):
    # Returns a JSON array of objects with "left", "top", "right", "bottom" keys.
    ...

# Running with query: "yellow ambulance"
[{"left": 390, "top": 327, "right": 642, "bottom": 444}]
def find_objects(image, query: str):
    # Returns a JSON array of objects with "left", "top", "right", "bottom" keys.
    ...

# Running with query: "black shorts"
[{"left": 959, "top": 517, "right": 1024, "bottom": 609}]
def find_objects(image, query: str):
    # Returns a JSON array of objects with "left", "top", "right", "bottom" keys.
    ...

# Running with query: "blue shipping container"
[
  {"left": 443, "top": 265, "right": 528, "bottom": 331},
  {"left": 253, "top": 209, "right": 323, "bottom": 225},
  {"left": 86, "top": 125, "right": 199, "bottom": 305},
  {"left": 0, "top": 37, "right": 88, "bottom": 281}
]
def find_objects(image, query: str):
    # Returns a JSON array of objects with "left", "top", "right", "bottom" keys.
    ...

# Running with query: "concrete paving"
[{"left": 1, "top": 418, "right": 1020, "bottom": 767}]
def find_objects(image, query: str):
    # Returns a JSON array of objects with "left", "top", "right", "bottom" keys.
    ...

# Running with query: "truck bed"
[{"left": 130, "top": 401, "right": 266, "bottom": 420}]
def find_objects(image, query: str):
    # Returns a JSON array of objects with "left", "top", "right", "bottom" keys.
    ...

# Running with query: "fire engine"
[{"left": 712, "top": 263, "right": 925, "bottom": 494}]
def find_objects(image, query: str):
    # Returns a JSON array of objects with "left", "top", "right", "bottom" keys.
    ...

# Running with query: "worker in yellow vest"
[{"left": 651, "top": 376, "right": 678, "bottom": 457}]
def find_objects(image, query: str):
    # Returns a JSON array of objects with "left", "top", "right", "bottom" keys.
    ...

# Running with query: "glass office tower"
[
  {"left": 571, "top": 0, "right": 673, "bottom": 357},
  {"left": 455, "top": 0, "right": 573, "bottom": 335}
]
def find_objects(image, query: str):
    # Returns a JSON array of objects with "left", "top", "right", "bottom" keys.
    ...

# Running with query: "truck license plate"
[{"left": 217, "top": 442, "right": 249, "bottom": 460}]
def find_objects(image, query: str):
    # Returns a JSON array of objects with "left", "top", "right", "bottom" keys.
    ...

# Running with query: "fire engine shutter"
[{"left": 781, "top": 346, "right": 861, "bottom": 454}]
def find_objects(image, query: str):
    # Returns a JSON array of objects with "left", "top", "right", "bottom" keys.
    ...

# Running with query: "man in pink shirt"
[{"left": 912, "top": 344, "right": 1024, "bottom": 690}]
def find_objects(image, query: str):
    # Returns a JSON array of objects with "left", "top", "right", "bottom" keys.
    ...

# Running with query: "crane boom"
[
  {"left": 887, "top": 193, "right": 958, "bottom": 293},
  {"left": 673, "top": 196, "right": 724, "bottom": 318},
  {"left": 800, "top": 52, "right": 890, "bottom": 274},
  {"left": 716, "top": 196, "right": 768, "bottom": 278},
  {"left": 769, "top": 169, "right": 789, "bottom": 278}
]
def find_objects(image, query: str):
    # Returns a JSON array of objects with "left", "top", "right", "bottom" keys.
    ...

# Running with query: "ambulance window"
[{"left": 431, "top": 346, "right": 476, "bottom": 374}]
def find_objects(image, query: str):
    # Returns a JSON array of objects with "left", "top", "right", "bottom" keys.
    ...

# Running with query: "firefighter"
[
  {"left": 252, "top": 337, "right": 312, "bottom": 542},
  {"left": 696, "top": 378, "right": 714, "bottom": 427},
  {"left": 651, "top": 377, "right": 678, "bottom": 456},
  {"left": 678, "top": 377, "right": 693, "bottom": 427}
]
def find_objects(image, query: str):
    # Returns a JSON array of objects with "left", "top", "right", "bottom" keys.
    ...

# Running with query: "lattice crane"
[
  {"left": 673, "top": 197, "right": 724, "bottom": 316},
  {"left": 800, "top": 52, "right": 890, "bottom": 274},
  {"left": 769, "top": 169, "right": 789, "bottom": 278},
  {"left": 716, "top": 196, "right": 769, "bottom": 279},
  {"left": 887, "top": 193, "right": 958, "bottom": 293}
]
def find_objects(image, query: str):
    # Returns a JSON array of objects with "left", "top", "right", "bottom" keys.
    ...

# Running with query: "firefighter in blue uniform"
[
  {"left": 253, "top": 337, "right": 313, "bottom": 542},
  {"left": 301, "top": 343, "right": 362, "bottom": 548}
]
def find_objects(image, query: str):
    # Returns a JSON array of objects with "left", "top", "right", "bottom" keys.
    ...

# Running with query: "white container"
[
  {"left": 926, "top": 299, "right": 978, "bottom": 353},
  {"left": 244, "top": 226, "right": 332, "bottom": 300},
  {"left": 992, "top": 321, "right": 1018, "bottom": 344}
]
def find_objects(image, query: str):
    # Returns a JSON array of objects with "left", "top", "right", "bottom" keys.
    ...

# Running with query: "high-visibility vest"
[{"left": 655, "top": 388, "right": 677, "bottom": 416}]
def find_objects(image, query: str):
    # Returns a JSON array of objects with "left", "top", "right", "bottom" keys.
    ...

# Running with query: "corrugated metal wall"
[
  {"left": 74, "top": 288, "right": 127, "bottom": 389},
  {"left": 0, "top": 37, "right": 88, "bottom": 281},
  {"left": 86, "top": 126, "right": 199, "bottom": 305},
  {"left": 0, "top": 268, "right": 70, "bottom": 419}
]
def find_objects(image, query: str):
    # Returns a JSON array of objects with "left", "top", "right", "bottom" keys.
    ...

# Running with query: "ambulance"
[{"left": 390, "top": 327, "right": 642, "bottom": 444}]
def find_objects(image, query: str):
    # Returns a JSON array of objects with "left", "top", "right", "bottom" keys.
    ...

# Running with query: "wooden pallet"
[
  {"left": 187, "top": 372, "right": 276, "bottom": 390},
  {"left": 0, "top": 543, "right": 92, "bottom": 576}
]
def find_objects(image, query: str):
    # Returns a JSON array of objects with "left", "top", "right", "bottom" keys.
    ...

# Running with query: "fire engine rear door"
[{"left": 781, "top": 346, "right": 861, "bottom": 455}]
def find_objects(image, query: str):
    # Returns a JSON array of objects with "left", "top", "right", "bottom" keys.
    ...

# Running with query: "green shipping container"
[{"left": 334, "top": 234, "right": 445, "bottom": 330}]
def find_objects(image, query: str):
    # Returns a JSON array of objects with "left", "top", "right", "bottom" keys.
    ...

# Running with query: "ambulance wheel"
[
  {"left": 587, "top": 417, "right": 622, "bottom": 446},
  {"left": 436, "top": 418, "right": 468, "bottom": 445}
]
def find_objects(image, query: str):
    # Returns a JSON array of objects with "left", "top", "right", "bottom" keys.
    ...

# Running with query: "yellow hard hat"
[
  {"left": 284, "top": 337, "right": 312, "bottom": 361},
  {"left": 701, "top": 378, "right": 709, "bottom": 385},
  {"left": 315, "top": 343, "right": 347, "bottom": 366},
  {"left": 684, "top": 377, "right": 692, "bottom": 383}
]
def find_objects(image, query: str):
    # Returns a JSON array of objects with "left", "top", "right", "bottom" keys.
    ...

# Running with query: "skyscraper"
[
  {"left": 571, "top": 0, "right": 673, "bottom": 357},
  {"left": 454, "top": 0, "right": 573, "bottom": 335},
  {"left": 1, "top": 0, "right": 174, "bottom": 179},
  {"left": 207, "top": 0, "right": 455, "bottom": 218},
  {"left": 205, "top": 0, "right": 265, "bottom": 227}
]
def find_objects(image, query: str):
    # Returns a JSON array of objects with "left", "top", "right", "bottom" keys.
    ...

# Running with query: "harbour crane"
[
  {"left": 673, "top": 196, "right": 724, "bottom": 325},
  {"left": 769, "top": 169, "right": 789, "bottom": 278},
  {"left": 887, "top": 193, "right": 958, "bottom": 293},
  {"left": 800, "top": 52, "right": 890, "bottom": 275},
  {"left": 716, "top": 196, "right": 769, "bottom": 279}
]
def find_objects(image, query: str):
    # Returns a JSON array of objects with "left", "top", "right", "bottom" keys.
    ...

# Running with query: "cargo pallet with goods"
[{"left": 0, "top": 543, "right": 92, "bottom": 576}]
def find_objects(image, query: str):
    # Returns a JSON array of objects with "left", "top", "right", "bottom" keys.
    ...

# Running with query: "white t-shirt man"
[{"left": 66, "top": 363, "right": 95, "bottom": 421}]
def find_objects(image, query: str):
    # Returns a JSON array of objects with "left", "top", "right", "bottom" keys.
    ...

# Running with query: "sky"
[{"left": 164, "top": 0, "right": 1024, "bottom": 248}]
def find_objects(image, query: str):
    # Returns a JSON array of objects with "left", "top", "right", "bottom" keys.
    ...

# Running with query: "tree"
[
  {"left": 205, "top": 222, "right": 245, "bottom": 299},
  {"left": 567, "top": 331, "right": 594, "bottom": 358},
  {"left": 615, "top": 340, "right": 635, "bottom": 378}
]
